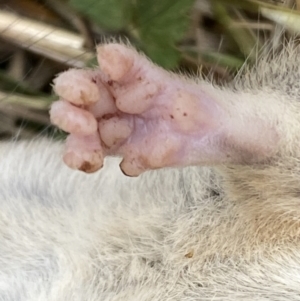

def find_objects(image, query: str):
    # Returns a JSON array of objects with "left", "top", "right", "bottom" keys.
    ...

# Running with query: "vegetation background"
[{"left": 0, "top": 0, "right": 298, "bottom": 139}]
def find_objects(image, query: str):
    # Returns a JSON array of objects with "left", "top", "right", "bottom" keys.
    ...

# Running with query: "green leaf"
[
  {"left": 141, "top": 39, "right": 181, "bottom": 69},
  {"left": 135, "top": 0, "right": 195, "bottom": 69},
  {"left": 69, "top": 0, "right": 132, "bottom": 31}
]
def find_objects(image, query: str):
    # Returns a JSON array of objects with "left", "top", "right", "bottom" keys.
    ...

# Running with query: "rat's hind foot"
[
  {"left": 50, "top": 44, "right": 219, "bottom": 175},
  {"left": 50, "top": 44, "right": 277, "bottom": 176}
]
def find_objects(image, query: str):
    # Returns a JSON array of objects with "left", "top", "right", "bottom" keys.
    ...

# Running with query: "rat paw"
[{"left": 50, "top": 43, "right": 222, "bottom": 176}]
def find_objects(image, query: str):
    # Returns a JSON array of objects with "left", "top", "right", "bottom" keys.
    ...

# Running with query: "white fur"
[{"left": 0, "top": 137, "right": 299, "bottom": 300}]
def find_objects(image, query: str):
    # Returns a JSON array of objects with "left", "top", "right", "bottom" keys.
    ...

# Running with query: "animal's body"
[{"left": 1, "top": 41, "right": 300, "bottom": 300}]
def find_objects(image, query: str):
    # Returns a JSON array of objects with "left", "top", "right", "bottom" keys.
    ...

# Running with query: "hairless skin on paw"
[{"left": 50, "top": 44, "right": 278, "bottom": 176}]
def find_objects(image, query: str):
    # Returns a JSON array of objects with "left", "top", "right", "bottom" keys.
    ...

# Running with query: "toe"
[
  {"left": 50, "top": 101, "right": 97, "bottom": 135},
  {"left": 97, "top": 44, "right": 135, "bottom": 82},
  {"left": 64, "top": 134, "right": 104, "bottom": 173},
  {"left": 53, "top": 69, "right": 101, "bottom": 105}
]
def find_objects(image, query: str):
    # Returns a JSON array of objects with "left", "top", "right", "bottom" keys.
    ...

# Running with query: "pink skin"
[{"left": 50, "top": 44, "right": 276, "bottom": 176}]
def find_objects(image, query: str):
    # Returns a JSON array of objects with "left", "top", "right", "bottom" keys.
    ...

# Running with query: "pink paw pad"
[
  {"left": 99, "top": 117, "right": 133, "bottom": 148},
  {"left": 118, "top": 136, "right": 181, "bottom": 176},
  {"left": 115, "top": 81, "right": 158, "bottom": 114}
]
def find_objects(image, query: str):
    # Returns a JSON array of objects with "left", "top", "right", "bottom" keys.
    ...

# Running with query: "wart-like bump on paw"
[{"left": 97, "top": 44, "right": 134, "bottom": 81}]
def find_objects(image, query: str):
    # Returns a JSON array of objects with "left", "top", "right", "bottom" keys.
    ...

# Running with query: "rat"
[{"left": 1, "top": 41, "right": 300, "bottom": 300}]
